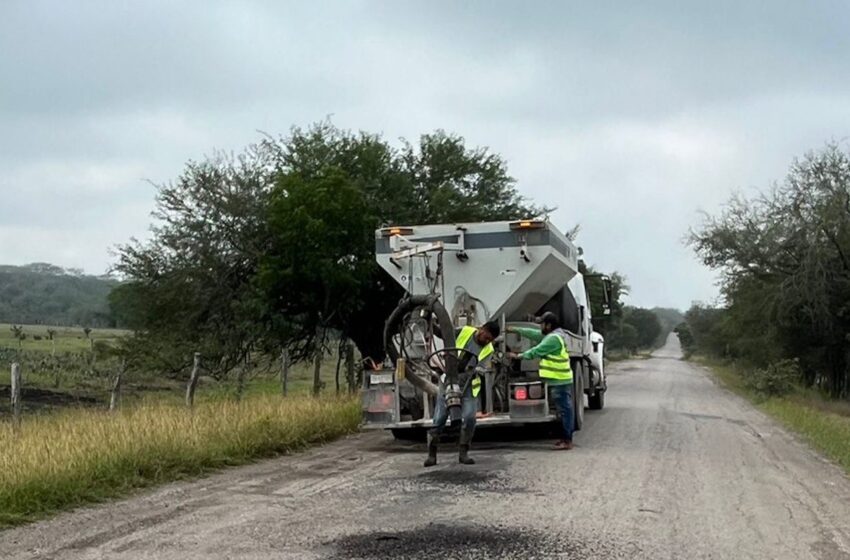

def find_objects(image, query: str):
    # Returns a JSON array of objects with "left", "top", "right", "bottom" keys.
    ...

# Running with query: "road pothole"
[{"left": 326, "top": 522, "right": 637, "bottom": 559}]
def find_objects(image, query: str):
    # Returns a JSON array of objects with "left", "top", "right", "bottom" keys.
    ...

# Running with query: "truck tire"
[
  {"left": 588, "top": 388, "right": 605, "bottom": 410},
  {"left": 572, "top": 360, "right": 585, "bottom": 431}
]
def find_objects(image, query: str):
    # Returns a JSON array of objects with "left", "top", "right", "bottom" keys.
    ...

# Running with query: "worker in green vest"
[
  {"left": 507, "top": 311, "right": 575, "bottom": 450},
  {"left": 425, "top": 321, "right": 500, "bottom": 467}
]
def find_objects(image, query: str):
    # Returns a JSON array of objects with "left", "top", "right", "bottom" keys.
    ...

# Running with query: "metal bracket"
[{"left": 390, "top": 236, "right": 445, "bottom": 259}]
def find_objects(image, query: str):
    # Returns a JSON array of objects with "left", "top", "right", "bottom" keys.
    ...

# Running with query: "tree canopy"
[
  {"left": 689, "top": 144, "right": 850, "bottom": 397},
  {"left": 111, "top": 122, "right": 540, "bottom": 375}
]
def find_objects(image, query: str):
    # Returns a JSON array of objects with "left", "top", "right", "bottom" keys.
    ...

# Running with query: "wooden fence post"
[
  {"left": 345, "top": 343, "right": 355, "bottom": 393},
  {"left": 335, "top": 340, "right": 344, "bottom": 395},
  {"left": 312, "top": 350, "right": 322, "bottom": 396},
  {"left": 185, "top": 352, "right": 201, "bottom": 408},
  {"left": 280, "top": 349, "right": 289, "bottom": 396},
  {"left": 235, "top": 353, "right": 249, "bottom": 401},
  {"left": 109, "top": 359, "right": 125, "bottom": 412},
  {"left": 11, "top": 362, "right": 22, "bottom": 430}
]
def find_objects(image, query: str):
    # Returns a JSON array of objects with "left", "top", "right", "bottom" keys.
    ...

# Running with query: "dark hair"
[
  {"left": 540, "top": 311, "right": 561, "bottom": 329},
  {"left": 481, "top": 321, "right": 501, "bottom": 338}
]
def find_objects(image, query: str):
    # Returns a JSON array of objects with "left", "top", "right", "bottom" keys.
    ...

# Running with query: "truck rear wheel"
[
  {"left": 572, "top": 361, "right": 585, "bottom": 431},
  {"left": 588, "top": 389, "right": 605, "bottom": 410}
]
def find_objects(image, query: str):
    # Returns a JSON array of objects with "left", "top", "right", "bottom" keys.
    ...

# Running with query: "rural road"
[{"left": 3, "top": 335, "right": 850, "bottom": 559}]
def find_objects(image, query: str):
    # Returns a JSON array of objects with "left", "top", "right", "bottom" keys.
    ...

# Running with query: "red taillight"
[{"left": 515, "top": 387, "right": 528, "bottom": 400}]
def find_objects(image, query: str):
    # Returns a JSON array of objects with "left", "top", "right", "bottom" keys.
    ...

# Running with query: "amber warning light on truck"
[
  {"left": 509, "top": 220, "right": 546, "bottom": 230},
  {"left": 380, "top": 226, "right": 414, "bottom": 237}
]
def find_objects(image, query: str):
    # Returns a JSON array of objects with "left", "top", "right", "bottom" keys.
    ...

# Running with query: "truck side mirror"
[{"left": 601, "top": 276, "right": 613, "bottom": 316}]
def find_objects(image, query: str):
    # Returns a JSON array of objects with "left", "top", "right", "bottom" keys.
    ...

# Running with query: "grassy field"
[
  {"left": 0, "top": 323, "right": 128, "bottom": 354},
  {"left": 0, "top": 395, "right": 360, "bottom": 527},
  {"left": 0, "top": 324, "right": 364, "bottom": 527},
  {"left": 699, "top": 358, "right": 850, "bottom": 476},
  {"left": 0, "top": 323, "right": 354, "bottom": 415}
]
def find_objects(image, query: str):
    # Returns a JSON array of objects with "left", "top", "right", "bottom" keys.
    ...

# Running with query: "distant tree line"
[
  {"left": 680, "top": 144, "right": 850, "bottom": 399},
  {"left": 584, "top": 266, "right": 671, "bottom": 354},
  {"left": 0, "top": 264, "right": 118, "bottom": 327}
]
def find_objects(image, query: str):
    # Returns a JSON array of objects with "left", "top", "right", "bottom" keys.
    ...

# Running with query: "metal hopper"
[{"left": 375, "top": 220, "right": 580, "bottom": 325}]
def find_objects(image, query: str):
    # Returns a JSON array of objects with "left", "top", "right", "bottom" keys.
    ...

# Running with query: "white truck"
[{"left": 362, "top": 219, "right": 612, "bottom": 438}]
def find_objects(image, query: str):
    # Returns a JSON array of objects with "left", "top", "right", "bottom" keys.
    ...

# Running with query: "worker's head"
[
  {"left": 539, "top": 311, "right": 561, "bottom": 335},
  {"left": 476, "top": 321, "right": 501, "bottom": 346}
]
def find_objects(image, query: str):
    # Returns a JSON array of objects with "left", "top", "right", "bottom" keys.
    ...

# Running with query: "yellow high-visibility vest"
[
  {"left": 455, "top": 325, "right": 494, "bottom": 398},
  {"left": 538, "top": 332, "right": 573, "bottom": 382}
]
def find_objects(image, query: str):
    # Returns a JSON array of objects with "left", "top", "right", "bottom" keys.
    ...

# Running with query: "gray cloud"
[{"left": 2, "top": 0, "right": 850, "bottom": 309}]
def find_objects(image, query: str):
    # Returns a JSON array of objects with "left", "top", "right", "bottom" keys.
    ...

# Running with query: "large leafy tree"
[
  {"left": 624, "top": 308, "right": 662, "bottom": 349},
  {"left": 690, "top": 144, "right": 850, "bottom": 397},
  {"left": 258, "top": 124, "right": 540, "bottom": 362},
  {"left": 256, "top": 168, "right": 375, "bottom": 359},
  {"left": 111, "top": 146, "right": 275, "bottom": 376},
  {"left": 113, "top": 122, "right": 539, "bottom": 375}
]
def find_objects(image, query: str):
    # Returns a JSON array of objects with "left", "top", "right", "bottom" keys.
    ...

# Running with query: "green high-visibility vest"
[
  {"left": 538, "top": 331, "right": 573, "bottom": 383},
  {"left": 455, "top": 325, "right": 494, "bottom": 398}
]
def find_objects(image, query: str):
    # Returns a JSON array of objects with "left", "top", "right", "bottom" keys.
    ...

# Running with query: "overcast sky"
[{"left": 2, "top": 1, "right": 849, "bottom": 310}]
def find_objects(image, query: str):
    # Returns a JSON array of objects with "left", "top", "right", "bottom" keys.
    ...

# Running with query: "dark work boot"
[
  {"left": 423, "top": 433, "right": 438, "bottom": 467},
  {"left": 458, "top": 428, "right": 475, "bottom": 465},
  {"left": 458, "top": 444, "right": 475, "bottom": 465}
]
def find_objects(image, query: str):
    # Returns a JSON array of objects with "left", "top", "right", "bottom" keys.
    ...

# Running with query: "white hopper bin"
[{"left": 375, "top": 220, "right": 580, "bottom": 324}]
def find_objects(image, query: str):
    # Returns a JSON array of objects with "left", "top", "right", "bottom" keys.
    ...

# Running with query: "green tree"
[
  {"left": 690, "top": 144, "right": 850, "bottom": 397},
  {"left": 113, "top": 122, "right": 539, "bottom": 375},
  {"left": 624, "top": 307, "right": 662, "bottom": 349},
  {"left": 674, "top": 322, "right": 695, "bottom": 357},
  {"left": 256, "top": 168, "right": 375, "bottom": 359},
  {"left": 112, "top": 145, "right": 275, "bottom": 377},
  {"left": 609, "top": 322, "right": 638, "bottom": 353}
]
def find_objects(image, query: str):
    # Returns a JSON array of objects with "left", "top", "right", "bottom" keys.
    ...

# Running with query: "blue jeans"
[
  {"left": 550, "top": 383, "right": 574, "bottom": 441},
  {"left": 431, "top": 383, "right": 478, "bottom": 438}
]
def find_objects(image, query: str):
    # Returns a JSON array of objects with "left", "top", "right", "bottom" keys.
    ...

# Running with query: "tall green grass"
[
  {"left": 699, "top": 358, "right": 850, "bottom": 475},
  {"left": 761, "top": 399, "right": 850, "bottom": 474},
  {"left": 0, "top": 395, "right": 360, "bottom": 527}
]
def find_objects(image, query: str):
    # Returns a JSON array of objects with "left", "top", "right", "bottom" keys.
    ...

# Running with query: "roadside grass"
[
  {"left": 0, "top": 395, "right": 360, "bottom": 527},
  {"left": 697, "top": 357, "right": 850, "bottom": 476}
]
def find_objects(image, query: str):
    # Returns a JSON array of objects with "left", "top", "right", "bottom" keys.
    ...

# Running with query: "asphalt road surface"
[{"left": 3, "top": 335, "right": 850, "bottom": 559}]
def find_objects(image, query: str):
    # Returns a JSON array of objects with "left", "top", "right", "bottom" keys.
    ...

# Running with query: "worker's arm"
[
  {"left": 520, "top": 333, "right": 562, "bottom": 360},
  {"left": 509, "top": 326, "right": 544, "bottom": 344}
]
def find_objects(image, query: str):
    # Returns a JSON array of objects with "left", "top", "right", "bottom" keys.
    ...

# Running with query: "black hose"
[{"left": 384, "top": 295, "right": 459, "bottom": 394}]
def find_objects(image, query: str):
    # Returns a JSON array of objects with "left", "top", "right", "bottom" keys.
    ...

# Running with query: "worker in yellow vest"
[
  {"left": 507, "top": 311, "right": 575, "bottom": 450},
  {"left": 425, "top": 321, "right": 500, "bottom": 467}
]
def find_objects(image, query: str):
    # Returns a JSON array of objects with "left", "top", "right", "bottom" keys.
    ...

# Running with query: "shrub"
[{"left": 745, "top": 359, "right": 800, "bottom": 398}]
